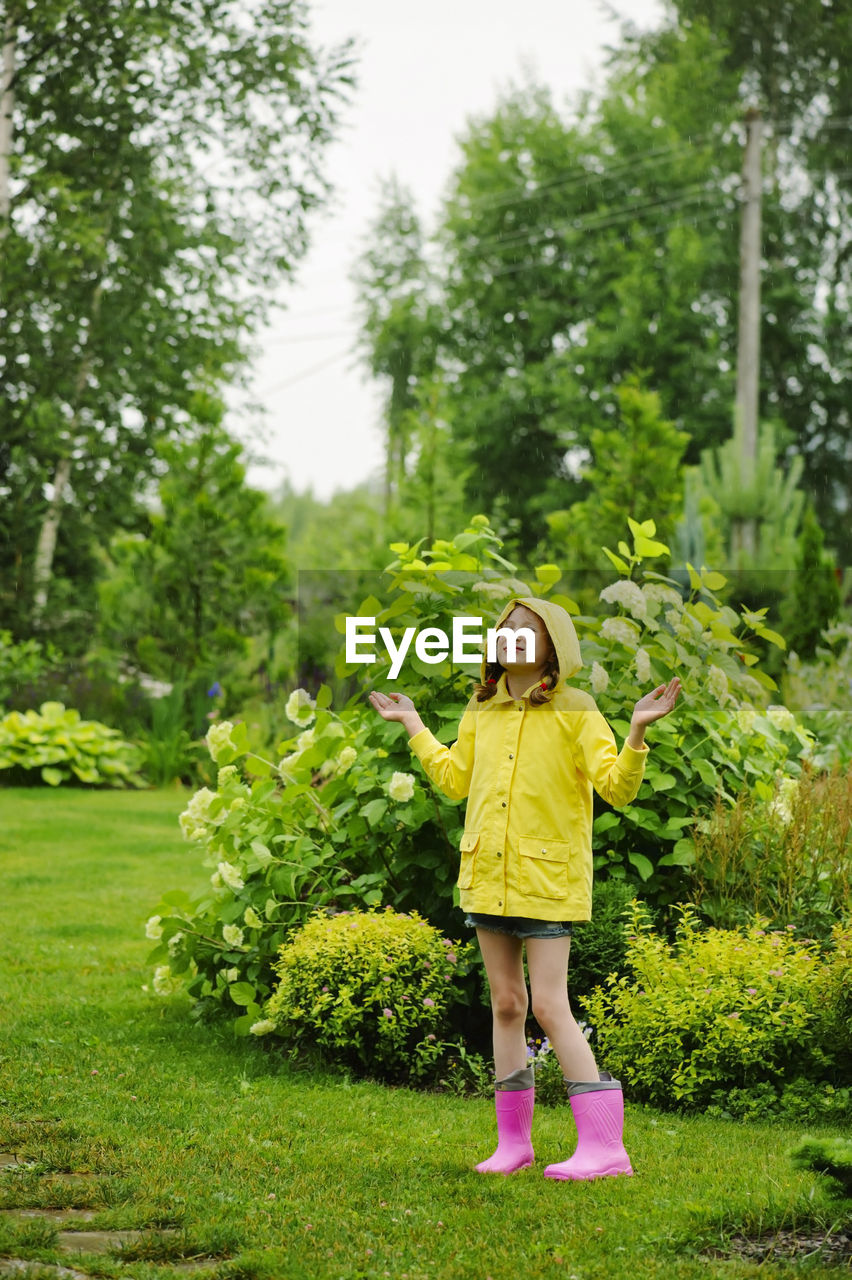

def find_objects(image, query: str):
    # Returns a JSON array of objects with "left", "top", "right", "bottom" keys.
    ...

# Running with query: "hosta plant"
[{"left": 0, "top": 701, "right": 145, "bottom": 787}]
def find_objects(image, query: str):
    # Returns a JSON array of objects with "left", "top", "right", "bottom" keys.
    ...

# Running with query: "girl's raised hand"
[
  {"left": 631, "top": 677, "right": 682, "bottom": 728},
  {"left": 368, "top": 690, "right": 417, "bottom": 723}
]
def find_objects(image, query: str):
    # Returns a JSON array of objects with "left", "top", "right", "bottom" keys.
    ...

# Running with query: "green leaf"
[
  {"left": 627, "top": 851, "right": 654, "bottom": 881},
  {"left": 694, "top": 758, "right": 718, "bottom": 787},
  {"left": 658, "top": 839, "right": 696, "bottom": 867},
  {"left": 634, "top": 535, "right": 670, "bottom": 559},
  {"left": 361, "top": 797, "right": 388, "bottom": 826},
  {"left": 41, "top": 767, "right": 64, "bottom": 786},
  {"left": 534, "top": 563, "right": 561, "bottom": 586},
  {"left": 228, "top": 982, "right": 257, "bottom": 1006},
  {"left": 602, "top": 546, "right": 629, "bottom": 573},
  {"left": 315, "top": 683, "right": 333, "bottom": 709}
]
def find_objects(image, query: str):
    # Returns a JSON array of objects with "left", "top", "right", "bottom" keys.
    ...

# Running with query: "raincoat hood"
[{"left": 481, "top": 596, "right": 583, "bottom": 689}]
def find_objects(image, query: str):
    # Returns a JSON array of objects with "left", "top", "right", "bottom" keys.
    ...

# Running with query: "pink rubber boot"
[
  {"left": 543, "top": 1073, "right": 633, "bottom": 1181},
  {"left": 475, "top": 1067, "right": 535, "bottom": 1174}
]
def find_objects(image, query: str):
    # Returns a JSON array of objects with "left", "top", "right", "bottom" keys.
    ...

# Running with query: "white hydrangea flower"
[
  {"left": 600, "top": 616, "right": 640, "bottom": 648},
  {"left": 767, "top": 704, "right": 796, "bottom": 733},
  {"left": 736, "top": 703, "right": 758, "bottom": 734},
  {"left": 250, "top": 1019, "right": 277, "bottom": 1036},
  {"left": 285, "top": 688, "right": 316, "bottom": 726},
  {"left": 244, "top": 906, "right": 263, "bottom": 929},
  {"left": 210, "top": 869, "right": 225, "bottom": 891},
  {"left": 599, "top": 580, "right": 647, "bottom": 621},
  {"left": 707, "top": 665, "right": 730, "bottom": 706},
  {"left": 167, "top": 932, "right": 184, "bottom": 957},
  {"left": 338, "top": 746, "right": 357, "bottom": 770},
  {"left": 769, "top": 775, "right": 798, "bottom": 825},
  {"left": 145, "top": 915, "right": 163, "bottom": 940},
  {"left": 222, "top": 924, "right": 245, "bottom": 948},
  {"left": 643, "top": 582, "right": 684, "bottom": 610},
  {"left": 217, "top": 765, "right": 239, "bottom": 788},
  {"left": 634, "top": 648, "right": 651, "bottom": 684},
  {"left": 590, "top": 661, "right": 609, "bottom": 694},
  {"left": 277, "top": 755, "right": 299, "bottom": 777},
  {"left": 217, "top": 861, "right": 245, "bottom": 893},
  {"left": 207, "top": 721, "right": 236, "bottom": 763},
  {"left": 223, "top": 967, "right": 240, "bottom": 983},
  {"left": 387, "top": 771, "right": 415, "bottom": 802},
  {"left": 297, "top": 729, "right": 316, "bottom": 752},
  {"left": 152, "top": 965, "right": 181, "bottom": 997},
  {"left": 178, "top": 786, "right": 220, "bottom": 841}
]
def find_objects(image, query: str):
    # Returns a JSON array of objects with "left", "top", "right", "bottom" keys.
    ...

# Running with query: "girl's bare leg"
[
  {"left": 525, "top": 935, "right": 599, "bottom": 1080},
  {"left": 475, "top": 928, "right": 529, "bottom": 1079}
]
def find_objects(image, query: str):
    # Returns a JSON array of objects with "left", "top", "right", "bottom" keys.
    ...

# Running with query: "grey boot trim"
[
  {"left": 496, "top": 1066, "right": 535, "bottom": 1092},
  {"left": 562, "top": 1070, "right": 622, "bottom": 1096}
]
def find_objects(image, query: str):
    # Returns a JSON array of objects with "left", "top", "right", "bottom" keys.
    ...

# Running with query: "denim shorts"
[{"left": 464, "top": 913, "right": 573, "bottom": 939}]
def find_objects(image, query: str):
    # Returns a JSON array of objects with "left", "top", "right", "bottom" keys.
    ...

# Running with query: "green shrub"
[
  {"left": 569, "top": 878, "right": 640, "bottom": 999},
  {"left": 263, "top": 907, "right": 476, "bottom": 1083},
  {"left": 581, "top": 903, "right": 852, "bottom": 1111},
  {"left": 0, "top": 702, "right": 145, "bottom": 787},
  {"left": 0, "top": 630, "right": 64, "bottom": 708},
  {"left": 147, "top": 513, "right": 818, "bottom": 1031},
  {"left": 782, "top": 621, "right": 852, "bottom": 769},
  {"left": 791, "top": 1136, "right": 852, "bottom": 1198},
  {"left": 689, "top": 762, "right": 852, "bottom": 938}
]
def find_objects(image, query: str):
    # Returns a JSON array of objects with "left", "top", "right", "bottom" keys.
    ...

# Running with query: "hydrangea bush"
[
  {"left": 147, "top": 514, "right": 819, "bottom": 1027},
  {"left": 581, "top": 902, "right": 852, "bottom": 1113}
]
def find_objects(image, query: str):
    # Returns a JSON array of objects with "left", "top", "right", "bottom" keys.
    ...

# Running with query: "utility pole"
[{"left": 733, "top": 107, "right": 763, "bottom": 561}]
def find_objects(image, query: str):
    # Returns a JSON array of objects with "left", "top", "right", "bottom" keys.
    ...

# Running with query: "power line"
[{"left": 256, "top": 347, "right": 353, "bottom": 397}]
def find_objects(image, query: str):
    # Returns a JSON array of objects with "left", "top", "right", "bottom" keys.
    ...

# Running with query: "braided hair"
[{"left": 473, "top": 647, "right": 559, "bottom": 705}]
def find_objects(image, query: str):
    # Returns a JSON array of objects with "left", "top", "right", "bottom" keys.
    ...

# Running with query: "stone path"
[{"left": 0, "top": 1152, "right": 219, "bottom": 1278}]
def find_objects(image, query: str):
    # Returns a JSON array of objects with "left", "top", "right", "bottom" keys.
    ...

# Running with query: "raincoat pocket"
[
  {"left": 518, "top": 836, "right": 573, "bottom": 900},
  {"left": 458, "top": 831, "right": 480, "bottom": 890}
]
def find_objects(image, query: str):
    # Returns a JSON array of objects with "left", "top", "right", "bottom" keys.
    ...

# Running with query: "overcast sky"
[{"left": 237, "top": 0, "right": 667, "bottom": 500}]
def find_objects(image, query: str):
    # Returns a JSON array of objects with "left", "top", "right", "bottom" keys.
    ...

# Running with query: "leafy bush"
[
  {"left": 263, "top": 907, "right": 476, "bottom": 1083},
  {"left": 581, "top": 903, "right": 852, "bottom": 1112},
  {"left": 569, "top": 878, "right": 640, "bottom": 999},
  {"left": 0, "top": 702, "right": 145, "bottom": 787},
  {"left": 0, "top": 631, "right": 64, "bottom": 708},
  {"left": 782, "top": 622, "right": 852, "bottom": 769},
  {"left": 147, "top": 513, "right": 821, "bottom": 1029},
  {"left": 791, "top": 1136, "right": 852, "bottom": 1198},
  {"left": 689, "top": 762, "right": 852, "bottom": 938}
]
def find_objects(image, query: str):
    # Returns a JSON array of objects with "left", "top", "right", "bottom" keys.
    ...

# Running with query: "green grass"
[{"left": 0, "top": 786, "right": 849, "bottom": 1280}]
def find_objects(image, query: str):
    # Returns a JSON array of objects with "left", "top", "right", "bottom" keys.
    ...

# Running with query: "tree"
[
  {"left": 351, "top": 176, "right": 440, "bottom": 522},
  {"left": 0, "top": 0, "right": 355, "bottom": 640},
  {"left": 98, "top": 424, "right": 290, "bottom": 696},
  {"left": 544, "top": 379, "right": 689, "bottom": 580},
  {"left": 779, "top": 504, "right": 841, "bottom": 661}
]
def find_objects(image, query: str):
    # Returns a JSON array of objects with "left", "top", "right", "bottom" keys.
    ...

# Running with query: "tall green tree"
[
  {"left": 98, "top": 423, "right": 289, "bottom": 691},
  {"left": 0, "top": 0, "right": 354, "bottom": 641}
]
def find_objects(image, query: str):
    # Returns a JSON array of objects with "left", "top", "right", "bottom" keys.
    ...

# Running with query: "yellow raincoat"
[{"left": 406, "top": 596, "right": 649, "bottom": 921}]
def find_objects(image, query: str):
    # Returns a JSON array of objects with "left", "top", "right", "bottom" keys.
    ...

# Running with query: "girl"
[{"left": 369, "top": 595, "right": 681, "bottom": 1180}]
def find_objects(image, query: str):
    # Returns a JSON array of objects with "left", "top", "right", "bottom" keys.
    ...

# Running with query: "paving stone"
[
  {"left": 0, "top": 1210, "right": 97, "bottom": 1225},
  {"left": 0, "top": 1261, "right": 89, "bottom": 1279}
]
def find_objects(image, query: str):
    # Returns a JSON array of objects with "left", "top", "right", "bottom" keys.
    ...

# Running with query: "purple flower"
[
  {"left": 383, "top": 1008, "right": 393, "bottom": 1018},
  {"left": 207, "top": 681, "right": 222, "bottom": 697},
  {"left": 446, "top": 952, "right": 457, "bottom": 964},
  {"left": 423, "top": 997, "right": 435, "bottom": 1008},
  {"left": 746, "top": 988, "right": 757, "bottom": 995}
]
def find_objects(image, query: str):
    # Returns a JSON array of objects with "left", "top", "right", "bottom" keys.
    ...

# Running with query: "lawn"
[{"left": 0, "top": 787, "right": 849, "bottom": 1280}]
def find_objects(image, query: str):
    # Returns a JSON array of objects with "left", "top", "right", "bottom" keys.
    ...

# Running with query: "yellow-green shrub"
[
  {"left": 264, "top": 908, "right": 476, "bottom": 1083},
  {"left": 581, "top": 903, "right": 852, "bottom": 1110}
]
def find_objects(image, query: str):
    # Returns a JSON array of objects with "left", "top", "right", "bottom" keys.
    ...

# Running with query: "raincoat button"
[
  {"left": 509, "top": 753, "right": 513, "bottom": 759},
  {"left": 496, "top": 851, "right": 502, "bottom": 858},
  {"left": 501, "top": 801, "right": 506, "bottom": 808}
]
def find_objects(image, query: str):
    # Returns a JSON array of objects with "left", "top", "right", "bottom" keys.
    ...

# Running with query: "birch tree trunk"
[
  {"left": 0, "top": 9, "right": 16, "bottom": 229},
  {"left": 31, "top": 281, "right": 104, "bottom": 626}
]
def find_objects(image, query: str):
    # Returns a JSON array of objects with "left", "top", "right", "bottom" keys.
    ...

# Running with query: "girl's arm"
[{"left": 368, "top": 690, "right": 476, "bottom": 802}]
